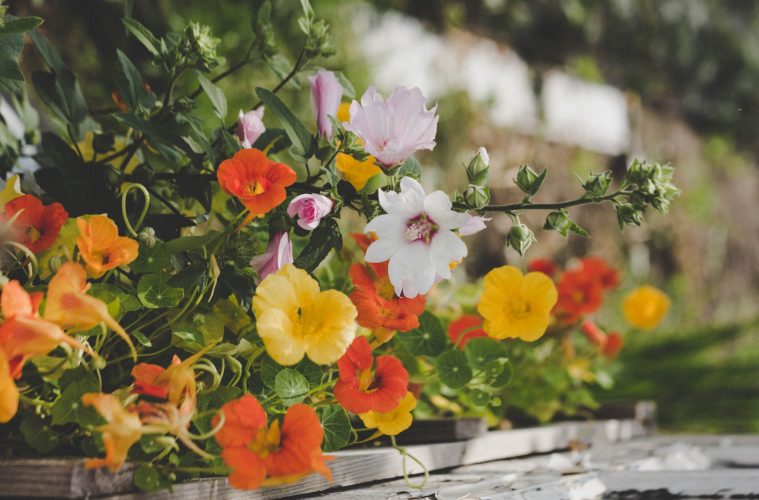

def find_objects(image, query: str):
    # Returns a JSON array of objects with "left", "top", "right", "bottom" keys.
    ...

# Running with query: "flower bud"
[
  {"left": 582, "top": 171, "right": 612, "bottom": 199},
  {"left": 514, "top": 165, "right": 546, "bottom": 196},
  {"left": 138, "top": 227, "right": 157, "bottom": 248},
  {"left": 463, "top": 185, "right": 490, "bottom": 210},
  {"left": 507, "top": 223, "right": 535, "bottom": 256},
  {"left": 466, "top": 147, "right": 490, "bottom": 186}
]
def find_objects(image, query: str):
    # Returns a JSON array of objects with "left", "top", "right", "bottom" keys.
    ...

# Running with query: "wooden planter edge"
[{"left": 0, "top": 401, "right": 655, "bottom": 499}]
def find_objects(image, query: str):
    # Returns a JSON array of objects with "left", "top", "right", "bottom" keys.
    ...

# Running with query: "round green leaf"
[
  {"left": 468, "top": 388, "right": 492, "bottom": 407},
  {"left": 131, "top": 241, "right": 172, "bottom": 274},
  {"left": 274, "top": 368, "right": 310, "bottom": 406},
  {"left": 317, "top": 405, "right": 351, "bottom": 452},
  {"left": 435, "top": 350, "right": 472, "bottom": 390},
  {"left": 137, "top": 273, "right": 184, "bottom": 309},
  {"left": 20, "top": 415, "right": 59, "bottom": 453},
  {"left": 464, "top": 337, "right": 507, "bottom": 370},
  {"left": 486, "top": 359, "right": 513, "bottom": 388},
  {"left": 133, "top": 464, "right": 171, "bottom": 492},
  {"left": 401, "top": 311, "right": 448, "bottom": 357}
]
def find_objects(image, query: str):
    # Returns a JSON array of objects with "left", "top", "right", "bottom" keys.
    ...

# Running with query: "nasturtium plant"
[{"left": 0, "top": 0, "right": 676, "bottom": 494}]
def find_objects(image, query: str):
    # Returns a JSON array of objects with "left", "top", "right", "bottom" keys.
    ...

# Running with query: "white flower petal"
[
  {"left": 430, "top": 230, "right": 467, "bottom": 280},
  {"left": 424, "top": 190, "right": 470, "bottom": 230},
  {"left": 387, "top": 242, "right": 435, "bottom": 298}
]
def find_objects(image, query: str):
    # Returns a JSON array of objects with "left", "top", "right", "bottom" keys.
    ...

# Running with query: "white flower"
[{"left": 364, "top": 177, "right": 474, "bottom": 298}]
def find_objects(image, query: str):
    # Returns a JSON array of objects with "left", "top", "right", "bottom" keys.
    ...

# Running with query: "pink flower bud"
[
  {"left": 250, "top": 232, "right": 292, "bottom": 283},
  {"left": 287, "top": 194, "right": 333, "bottom": 231},
  {"left": 237, "top": 108, "right": 265, "bottom": 148},
  {"left": 309, "top": 70, "right": 343, "bottom": 139}
]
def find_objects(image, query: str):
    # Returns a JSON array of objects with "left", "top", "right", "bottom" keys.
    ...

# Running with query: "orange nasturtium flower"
[
  {"left": 580, "top": 320, "right": 623, "bottom": 360},
  {"left": 623, "top": 285, "right": 670, "bottom": 330},
  {"left": 217, "top": 148, "right": 297, "bottom": 218},
  {"left": 359, "top": 391, "right": 417, "bottom": 436},
  {"left": 44, "top": 261, "right": 136, "bottom": 359},
  {"left": 0, "top": 280, "right": 88, "bottom": 423},
  {"left": 349, "top": 233, "right": 425, "bottom": 337},
  {"left": 131, "top": 345, "right": 213, "bottom": 405},
  {"left": 334, "top": 336, "right": 408, "bottom": 414},
  {"left": 76, "top": 215, "right": 138, "bottom": 278},
  {"left": 553, "top": 268, "right": 604, "bottom": 324},
  {"left": 477, "top": 265, "right": 558, "bottom": 341},
  {"left": 3, "top": 194, "right": 68, "bottom": 254},
  {"left": 82, "top": 393, "right": 144, "bottom": 472},
  {"left": 252, "top": 264, "right": 356, "bottom": 366},
  {"left": 214, "top": 394, "right": 333, "bottom": 490}
]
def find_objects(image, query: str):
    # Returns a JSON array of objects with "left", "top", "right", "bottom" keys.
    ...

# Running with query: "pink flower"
[
  {"left": 250, "top": 232, "right": 293, "bottom": 283},
  {"left": 287, "top": 194, "right": 333, "bottom": 231},
  {"left": 345, "top": 86, "right": 438, "bottom": 168},
  {"left": 309, "top": 70, "right": 343, "bottom": 139},
  {"left": 237, "top": 108, "right": 266, "bottom": 148},
  {"left": 459, "top": 215, "right": 490, "bottom": 236}
]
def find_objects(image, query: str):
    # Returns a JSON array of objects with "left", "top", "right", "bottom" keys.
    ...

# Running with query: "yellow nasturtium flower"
[
  {"left": 623, "top": 285, "right": 670, "bottom": 330},
  {"left": 252, "top": 264, "right": 357, "bottom": 365},
  {"left": 336, "top": 153, "right": 382, "bottom": 191},
  {"left": 359, "top": 391, "right": 416, "bottom": 436},
  {"left": 477, "top": 265, "right": 558, "bottom": 341}
]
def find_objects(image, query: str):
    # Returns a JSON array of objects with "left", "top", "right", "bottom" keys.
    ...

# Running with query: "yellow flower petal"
[
  {"left": 303, "top": 290, "right": 356, "bottom": 365},
  {"left": 336, "top": 153, "right": 381, "bottom": 191},
  {"left": 477, "top": 265, "right": 557, "bottom": 341},
  {"left": 257, "top": 308, "right": 305, "bottom": 366},
  {"left": 622, "top": 285, "right": 670, "bottom": 330},
  {"left": 359, "top": 392, "right": 416, "bottom": 436}
]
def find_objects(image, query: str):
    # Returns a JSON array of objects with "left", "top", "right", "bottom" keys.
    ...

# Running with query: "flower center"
[
  {"left": 25, "top": 226, "right": 41, "bottom": 243},
  {"left": 244, "top": 179, "right": 268, "bottom": 197},
  {"left": 249, "top": 421, "right": 281, "bottom": 459},
  {"left": 358, "top": 368, "right": 377, "bottom": 393},
  {"left": 506, "top": 296, "right": 531, "bottom": 320},
  {"left": 404, "top": 213, "right": 437, "bottom": 243}
]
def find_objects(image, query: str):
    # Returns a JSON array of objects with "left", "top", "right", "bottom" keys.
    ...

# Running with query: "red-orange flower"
[
  {"left": 334, "top": 336, "right": 408, "bottom": 414},
  {"left": 579, "top": 257, "right": 620, "bottom": 290},
  {"left": 580, "top": 320, "right": 623, "bottom": 359},
  {"left": 554, "top": 269, "right": 604, "bottom": 324},
  {"left": 527, "top": 258, "right": 557, "bottom": 277},
  {"left": 214, "top": 394, "right": 332, "bottom": 490},
  {"left": 217, "top": 149, "right": 296, "bottom": 217},
  {"left": 448, "top": 314, "right": 487, "bottom": 348},
  {"left": 3, "top": 194, "right": 68, "bottom": 253},
  {"left": 131, "top": 347, "right": 211, "bottom": 405}
]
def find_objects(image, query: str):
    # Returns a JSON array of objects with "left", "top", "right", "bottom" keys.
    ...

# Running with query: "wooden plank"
[
  {"left": 0, "top": 418, "right": 648, "bottom": 499},
  {"left": 598, "top": 470, "right": 759, "bottom": 496}
]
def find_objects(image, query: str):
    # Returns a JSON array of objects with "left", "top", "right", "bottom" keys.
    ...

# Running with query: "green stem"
[
  {"left": 121, "top": 183, "right": 151, "bottom": 237},
  {"left": 482, "top": 190, "right": 630, "bottom": 213}
]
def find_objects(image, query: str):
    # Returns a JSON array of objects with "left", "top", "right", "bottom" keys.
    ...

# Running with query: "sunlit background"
[{"left": 7, "top": 0, "right": 759, "bottom": 432}]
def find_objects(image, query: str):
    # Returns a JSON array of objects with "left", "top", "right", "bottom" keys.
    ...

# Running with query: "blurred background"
[{"left": 6, "top": 0, "right": 759, "bottom": 432}]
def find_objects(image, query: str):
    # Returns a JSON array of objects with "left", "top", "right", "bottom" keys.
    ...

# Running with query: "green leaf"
[
  {"left": 20, "top": 415, "right": 59, "bottom": 453},
  {"left": 0, "top": 32, "right": 24, "bottom": 92},
  {"left": 133, "top": 464, "right": 171, "bottom": 493},
  {"left": 486, "top": 359, "right": 513, "bottom": 388},
  {"left": 317, "top": 405, "right": 351, "bottom": 452},
  {"left": 464, "top": 338, "right": 507, "bottom": 370},
  {"left": 397, "top": 156, "right": 422, "bottom": 179},
  {"left": 256, "top": 87, "right": 312, "bottom": 157},
  {"left": 274, "top": 368, "right": 310, "bottom": 406},
  {"left": 114, "top": 113, "right": 199, "bottom": 157},
  {"left": 29, "top": 30, "right": 64, "bottom": 71},
  {"left": 132, "top": 330, "right": 152, "bottom": 347},
  {"left": 137, "top": 273, "right": 184, "bottom": 309},
  {"left": 172, "top": 327, "right": 204, "bottom": 350},
  {"left": 131, "top": 241, "right": 172, "bottom": 274},
  {"left": 52, "top": 377, "right": 99, "bottom": 426},
  {"left": 115, "top": 49, "right": 146, "bottom": 111},
  {"left": 122, "top": 18, "right": 161, "bottom": 57},
  {"left": 468, "top": 388, "right": 492, "bottom": 407},
  {"left": 0, "top": 16, "right": 44, "bottom": 35},
  {"left": 197, "top": 72, "right": 228, "bottom": 120},
  {"left": 294, "top": 218, "right": 342, "bottom": 272},
  {"left": 165, "top": 232, "right": 218, "bottom": 254},
  {"left": 89, "top": 283, "right": 141, "bottom": 319},
  {"left": 332, "top": 70, "right": 355, "bottom": 99},
  {"left": 400, "top": 311, "right": 448, "bottom": 357},
  {"left": 435, "top": 350, "right": 472, "bottom": 390}
]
